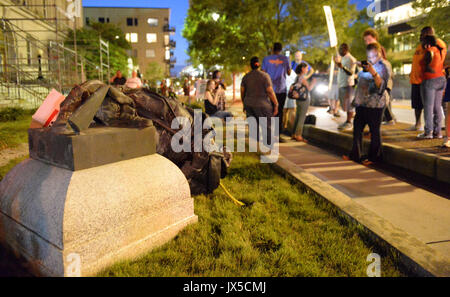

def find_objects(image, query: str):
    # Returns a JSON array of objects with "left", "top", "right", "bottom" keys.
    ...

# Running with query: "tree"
[
  {"left": 183, "top": 0, "right": 358, "bottom": 73},
  {"left": 411, "top": 0, "right": 450, "bottom": 43},
  {"left": 144, "top": 62, "right": 165, "bottom": 86},
  {"left": 66, "top": 22, "right": 132, "bottom": 81}
]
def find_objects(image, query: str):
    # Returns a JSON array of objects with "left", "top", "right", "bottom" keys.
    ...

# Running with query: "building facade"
[
  {"left": 0, "top": 0, "right": 84, "bottom": 108},
  {"left": 83, "top": 6, "right": 176, "bottom": 77},
  {"left": 375, "top": 0, "right": 448, "bottom": 75}
]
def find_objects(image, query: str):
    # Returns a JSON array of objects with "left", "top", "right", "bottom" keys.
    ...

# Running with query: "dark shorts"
[
  {"left": 411, "top": 84, "right": 423, "bottom": 109},
  {"left": 444, "top": 78, "right": 450, "bottom": 103}
]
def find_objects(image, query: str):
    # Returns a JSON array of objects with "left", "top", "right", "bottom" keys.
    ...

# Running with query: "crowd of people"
[
  {"left": 107, "top": 25, "right": 449, "bottom": 162},
  {"left": 240, "top": 26, "right": 448, "bottom": 166}
]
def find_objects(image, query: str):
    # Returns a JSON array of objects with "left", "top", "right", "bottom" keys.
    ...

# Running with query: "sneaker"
[
  {"left": 333, "top": 112, "right": 340, "bottom": 117},
  {"left": 417, "top": 133, "right": 433, "bottom": 139},
  {"left": 434, "top": 134, "right": 443, "bottom": 139},
  {"left": 338, "top": 122, "right": 353, "bottom": 131},
  {"left": 386, "top": 120, "right": 396, "bottom": 125}
]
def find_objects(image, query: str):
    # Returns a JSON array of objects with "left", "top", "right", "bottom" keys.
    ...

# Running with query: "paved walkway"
[
  {"left": 279, "top": 141, "right": 450, "bottom": 258},
  {"left": 307, "top": 106, "right": 449, "bottom": 157}
]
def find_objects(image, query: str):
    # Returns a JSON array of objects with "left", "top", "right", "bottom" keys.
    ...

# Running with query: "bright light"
[
  {"left": 315, "top": 84, "right": 329, "bottom": 95},
  {"left": 212, "top": 13, "right": 220, "bottom": 22},
  {"left": 115, "top": 35, "right": 119, "bottom": 39}
]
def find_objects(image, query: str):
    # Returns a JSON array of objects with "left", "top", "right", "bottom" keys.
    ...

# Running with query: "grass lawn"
[
  {"left": 0, "top": 117, "right": 406, "bottom": 276},
  {"left": 0, "top": 115, "right": 31, "bottom": 150},
  {"left": 98, "top": 153, "right": 405, "bottom": 277}
]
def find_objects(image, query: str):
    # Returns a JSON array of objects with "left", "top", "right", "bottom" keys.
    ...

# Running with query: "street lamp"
[{"left": 212, "top": 13, "right": 220, "bottom": 22}]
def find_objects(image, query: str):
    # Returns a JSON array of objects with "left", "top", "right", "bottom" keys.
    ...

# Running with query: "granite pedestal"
[{"left": 0, "top": 126, "right": 197, "bottom": 276}]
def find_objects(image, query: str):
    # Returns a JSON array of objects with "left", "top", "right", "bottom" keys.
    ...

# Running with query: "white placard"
[{"left": 323, "top": 6, "right": 338, "bottom": 48}]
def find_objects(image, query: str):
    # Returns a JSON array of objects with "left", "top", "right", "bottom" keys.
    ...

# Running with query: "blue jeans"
[
  {"left": 292, "top": 97, "right": 310, "bottom": 136},
  {"left": 211, "top": 110, "right": 233, "bottom": 119},
  {"left": 421, "top": 76, "right": 446, "bottom": 136}
]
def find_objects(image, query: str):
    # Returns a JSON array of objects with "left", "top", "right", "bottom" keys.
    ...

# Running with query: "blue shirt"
[
  {"left": 262, "top": 54, "right": 291, "bottom": 93},
  {"left": 291, "top": 60, "right": 311, "bottom": 74}
]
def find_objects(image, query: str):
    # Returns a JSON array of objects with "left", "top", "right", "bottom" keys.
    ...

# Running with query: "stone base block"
[{"left": 0, "top": 154, "right": 197, "bottom": 276}]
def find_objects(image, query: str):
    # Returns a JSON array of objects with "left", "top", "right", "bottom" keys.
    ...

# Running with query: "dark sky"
[{"left": 83, "top": 0, "right": 371, "bottom": 68}]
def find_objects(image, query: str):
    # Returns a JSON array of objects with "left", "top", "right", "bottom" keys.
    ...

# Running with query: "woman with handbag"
[{"left": 290, "top": 63, "right": 317, "bottom": 142}]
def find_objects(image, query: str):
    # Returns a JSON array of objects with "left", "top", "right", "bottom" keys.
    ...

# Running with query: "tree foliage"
[
  {"left": 145, "top": 62, "right": 165, "bottom": 86},
  {"left": 183, "top": 0, "right": 361, "bottom": 72},
  {"left": 66, "top": 22, "right": 131, "bottom": 81},
  {"left": 411, "top": 0, "right": 450, "bottom": 44}
]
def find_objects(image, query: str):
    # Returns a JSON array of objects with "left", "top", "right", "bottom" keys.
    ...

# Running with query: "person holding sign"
[{"left": 344, "top": 43, "right": 390, "bottom": 165}]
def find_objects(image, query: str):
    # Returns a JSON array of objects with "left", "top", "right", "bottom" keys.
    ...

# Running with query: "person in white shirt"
[
  {"left": 125, "top": 70, "right": 142, "bottom": 89},
  {"left": 335, "top": 43, "right": 357, "bottom": 130}
]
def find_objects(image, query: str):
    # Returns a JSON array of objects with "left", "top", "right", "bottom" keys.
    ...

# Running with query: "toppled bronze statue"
[{"left": 50, "top": 80, "right": 231, "bottom": 195}]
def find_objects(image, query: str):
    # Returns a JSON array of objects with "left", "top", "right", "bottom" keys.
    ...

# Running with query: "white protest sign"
[
  {"left": 323, "top": 6, "right": 338, "bottom": 48},
  {"left": 195, "top": 79, "right": 208, "bottom": 101}
]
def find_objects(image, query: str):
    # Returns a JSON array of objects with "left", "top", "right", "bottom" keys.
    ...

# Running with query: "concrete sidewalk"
[{"left": 277, "top": 141, "right": 450, "bottom": 276}]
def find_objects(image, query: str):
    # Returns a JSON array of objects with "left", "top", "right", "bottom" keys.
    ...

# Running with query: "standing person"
[
  {"left": 110, "top": 70, "right": 126, "bottom": 86},
  {"left": 160, "top": 80, "right": 168, "bottom": 97},
  {"left": 363, "top": 28, "right": 396, "bottom": 125},
  {"left": 125, "top": 70, "right": 142, "bottom": 89},
  {"left": 262, "top": 42, "right": 291, "bottom": 136},
  {"left": 344, "top": 43, "right": 390, "bottom": 165},
  {"left": 183, "top": 78, "right": 191, "bottom": 102},
  {"left": 409, "top": 26, "right": 447, "bottom": 132},
  {"left": 291, "top": 51, "right": 314, "bottom": 79},
  {"left": 290, "top": 63, "right": 317, "bottom": 142},
  {"left": 443, "top": 66, "right": 450, "bottom": 147},
  {"left": 241, "top": 57, "right": 279, "bottom": 145},
  {"left": 284, "top": 51, "right": 315, "bottom": 131},
  {"left": 417, "top": 35, "right": 447, "bottom": 139},
  {"left": 335, "top": 43, "right": 357, "bottom": 130}
]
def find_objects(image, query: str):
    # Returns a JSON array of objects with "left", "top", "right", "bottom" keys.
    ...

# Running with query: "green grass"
[
  {"left": 0, "top": 155, "right": 28, "bottom": 182},
  {"left": 0, "top": 115, "right": 32, "bottom": 150},
  {"left": 98, "top": 153, "right": 405, "bottom": 277}
]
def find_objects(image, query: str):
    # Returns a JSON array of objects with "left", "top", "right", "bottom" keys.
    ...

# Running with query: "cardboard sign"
[
  {"left": 32, "top": 89, "right": 65, "bottom": 128},
  {"left": 323, "top": 6, "right": 338, "bottom": 48},
  {"left": 195, "top": 79, "right": 208, "bottom": 101}
]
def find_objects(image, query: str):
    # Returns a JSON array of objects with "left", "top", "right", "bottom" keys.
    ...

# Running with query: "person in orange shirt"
[
  {"left": 410, "top": 26, "right": 447, "bottom": 132},
  {"left": 417, "top": 34, "right": 447, "bottom": 139}
]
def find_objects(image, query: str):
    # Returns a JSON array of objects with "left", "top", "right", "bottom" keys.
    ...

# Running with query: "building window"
[
  {"left": 106, "top": 18, "right": 110, "bottom": 23},
  {"left": 127, "top": 49, "right": 138, "bottom": 57},
  {"left": 126, "top": 33, "right": 138, "bottom": 43},
  {"left": 99, "top": 17, "right": 105, "bottom": 23},
  {"left": 85, "top": 17, "right": 89, "bottom": 25},
  {"left": 164, "top": 35, "right": 169, "bottom": 46},
  {"left": 146, "top": 49, "right": 155, "bottom": 58},
  {"left": 147, "top": 18, "right": 158, "bottom": 27},
  {"left": 26, "top": 40, "right": 32, "bottom": 65},
  {"left": 146, "top": 33, "right": 157, "bottom": 43},
  {"left": 165, "top": 48, "right": 170, "bottom": 60},
  {"left": 127, "top": 18, "right": 138, "bottom": 26}
]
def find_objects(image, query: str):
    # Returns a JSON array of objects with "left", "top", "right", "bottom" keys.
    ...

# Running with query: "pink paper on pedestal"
[{"left": 32, "top": 89, "right": 65, "bottom": 127}]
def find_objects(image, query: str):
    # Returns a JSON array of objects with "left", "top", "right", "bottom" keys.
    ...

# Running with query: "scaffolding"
[{"left": 0, "top": 0, "right": 108, "bottom": 108}]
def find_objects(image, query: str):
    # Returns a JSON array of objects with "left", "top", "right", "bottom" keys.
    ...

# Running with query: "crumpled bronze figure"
[{"left": 50, "top": 80, "right": 231, "bottom": 195}]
